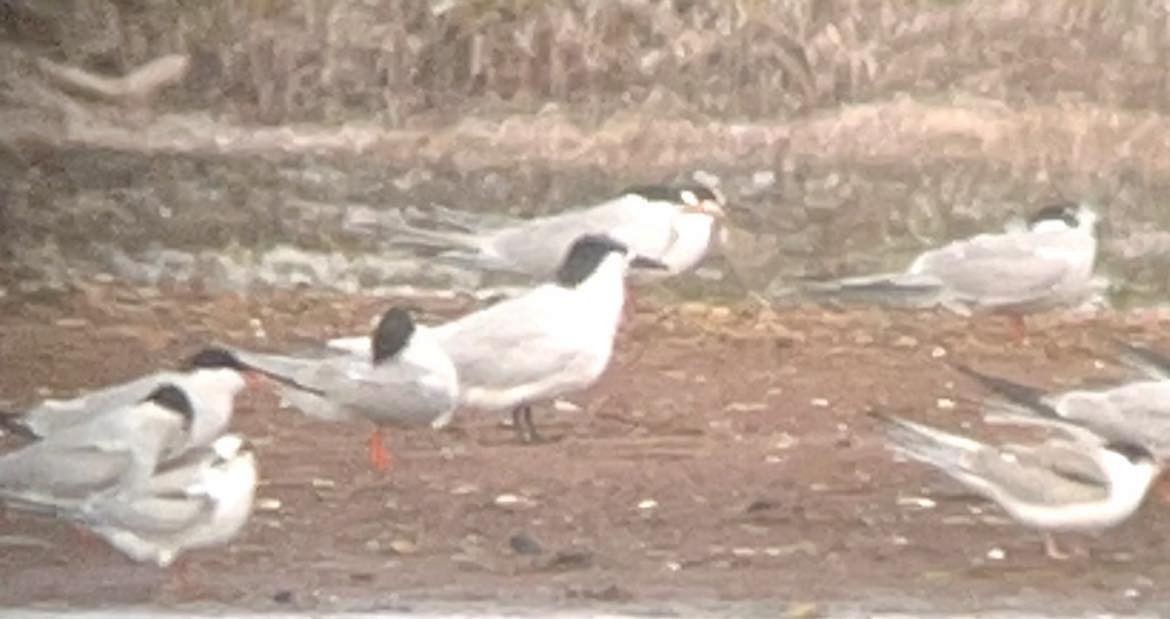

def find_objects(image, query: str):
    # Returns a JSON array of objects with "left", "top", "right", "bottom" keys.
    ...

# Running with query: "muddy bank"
[{"left": 1, "top": 285, "right": 1169, "bottom": 615}]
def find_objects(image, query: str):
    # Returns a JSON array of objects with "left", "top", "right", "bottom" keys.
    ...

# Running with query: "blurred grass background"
[{"left": 3, "top": 0, "right": 1167, "bottom": 125}]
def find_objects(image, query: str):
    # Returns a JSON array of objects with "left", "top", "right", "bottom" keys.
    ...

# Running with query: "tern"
[
  {"left": 805, "top": 202, "right": 1100, "bottom": 336},
  {"left": 330, "top": 234, "right": 668, "bottom": 442},
  {"left": 389, "top": 184, "right": 726, "bottom": 279},
  {"left": 871, "top": 410, "right": 1159, "bottom": 559},
  {"left": 222, "top": 306, "right": 459, "bottom": 472}
]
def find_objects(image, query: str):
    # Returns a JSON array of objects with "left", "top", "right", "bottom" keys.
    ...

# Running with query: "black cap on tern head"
[
  {"left": 1026, "top": 202, "right": 1080, "bottom": 229},
  {"left": 621, "top": 184, "right": 720, "bottom": 205},
  {"left": 184, "top": 347, "right": 245, "bottom": 371},
  {"left": 371, "top": 307, "right": 416, "bottom": 364},
  {"left": 142, "top": 383, "right": 195, "bottom": 430},
  {"left": 556, "top": 234, "right": 630, "bottom": 288},
  {"left": 1104, "top": 441, "right": 1156, "bottom": 465}
]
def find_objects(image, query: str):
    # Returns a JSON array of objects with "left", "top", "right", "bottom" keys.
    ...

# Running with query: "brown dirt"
[{"left": 1, "top": 283, "right": 1169, "bottom": 614}]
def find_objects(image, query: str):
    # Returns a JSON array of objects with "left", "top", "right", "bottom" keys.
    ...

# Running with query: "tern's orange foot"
[{"left": 367, "top": 430, "right": 393, "bottom": 473}]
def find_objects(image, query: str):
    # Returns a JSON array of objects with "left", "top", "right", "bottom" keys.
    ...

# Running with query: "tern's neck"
[
  {"left": 1103, "top": 458, "right": 1159, "bottom": 507},
  {"left": 566, "top": 255, "right": 627, "bottom": 326}
]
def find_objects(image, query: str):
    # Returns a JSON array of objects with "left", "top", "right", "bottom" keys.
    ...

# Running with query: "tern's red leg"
[{"left": 367, "top": 428, "right": 393, "bottom": 473}]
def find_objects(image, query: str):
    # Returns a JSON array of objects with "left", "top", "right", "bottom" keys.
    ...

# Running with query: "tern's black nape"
[
  {"left": 621, "top": 184, "right": 719, "bottom": 205},
  {"left": 556, "top": 234, "right": 630, "bottom": 288},
  {"left": 142, "top": 383, "right": 195, "bottom": 429},
  {"left": 1026, "top": 202, "right": 1080, "bottom": 229},
  {"left": 1104, "top": 441, "right": 1156, "bottom": 464},
  {"left": 184, "top": 347, "right": 246, "bottom": 371},
  {"left": 372, "top": 307, "right": 416, "bottom": 363}
]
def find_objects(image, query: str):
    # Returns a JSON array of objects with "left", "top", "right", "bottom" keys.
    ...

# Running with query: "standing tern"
[
  {"left": 72, "top": 432, "right": 258, "bottom": 567},
  {"left": 871, "top": 410, "right": 1160, "bottom": 559},
  {"left": 331, "top": 234, "right": 669, "bottom": 442},
  {"left": 222, "top": 306, "right": 459, "bottom": 472},
  {"left": 0, "top": 384, "right": 197, "bottom": 510},
  {"left": 1, "top": 348, "right": 254, "bottom": 452},
  {"left": 389, "top": 184, "right": 726, "bottom": 278},
  {"left": 805, "top": 203, "right": 1100, "bottom": 336}
]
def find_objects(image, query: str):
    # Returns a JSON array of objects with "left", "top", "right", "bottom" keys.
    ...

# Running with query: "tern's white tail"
[{"left": 869, "top": 411, "right": 981, "bottom": 475}]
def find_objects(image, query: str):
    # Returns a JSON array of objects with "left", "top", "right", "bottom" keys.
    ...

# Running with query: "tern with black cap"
[
  {"left": 385, "top": 183, "right": 727, "bottom": 279},
  {"left": 331, "top": 234, "right": 669, "bottom": 443},
  {"left": 0, "top": 347, "right": 252, "bottom": 451},
  {"left": 804, "top": 202, "right": 1101, "bottom": 337},
  {"left": 220, "top": 306, "right": 459, "bottom": 472},
  {"left": 0, "top": 384, "right": 201, "bottom": 510},
  {"left": 871, "top": 410, "right": 1161, "bottom": 559}
]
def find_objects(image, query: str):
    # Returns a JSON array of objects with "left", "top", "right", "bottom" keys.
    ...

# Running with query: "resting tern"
[
  {"left": 390, "top": 184, "right": 726, "bottom": 279},
  {"left": 72, "top": 433, "right": 258, "bottom": 567},
  {"left": 331, "top": 234, "right": 669, "bottom": 442},
  {"left": 223, "top": 306, "right": 459, "bottom": 472},
  {"left": 0, "top": 348, "right": 254, "bottom": 452},
  {"left": 871, "top": 410, "right": 1160, "bottom": 559},
  {"left": 805, "top": 203, "right": 1100, "bottom": 335},
  {"left": 0, "top": 384, "right": 197, "bottom": 510},
  {"left": 955, "top": 363, "right": 1170, "bottom": 459}
]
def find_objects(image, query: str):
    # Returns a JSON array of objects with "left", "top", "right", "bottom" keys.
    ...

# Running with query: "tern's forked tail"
[
  {"left": 1112, "top": 339, "right": 1170, "bottom": 381},
  {"left": 951, "top": 364, "right": 1063, "bottom": 421},
  {"left": 798, "top": 272, "right": 944, "bottom": 307},
  {"left": 867, "top": 409, "right": 979, "bottom": 474}
]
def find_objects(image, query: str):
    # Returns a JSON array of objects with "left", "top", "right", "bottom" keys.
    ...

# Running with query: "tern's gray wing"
[
  {"left": 435, "top": 289, "right": 581, "bottom": 392},
  {"left": 910, "top": 235, "right": 1073, "bottom": 306},
  {"left": 14, "top": 372, "right": 181, "bottom": 437},
  {"left": 82, "top": 494, "right": 210, "bottom": 535},
  {"left": 233, "top": 347, "right": 453, "bottom": 426},
  {"left": 969, "top": 443, "right": 1109, "bottom": 506},
  {"left": 487, "top": 201, "right": 674, "bottom": 276},
  {"left": 485, "top": 208, "right": 626, "bottom": 275},
  {"left": 0, "top": 408, "right": 181, "bottom": 505},
  {"left": 1054, "top": 382, "right": 1170, "bottom": 456}
]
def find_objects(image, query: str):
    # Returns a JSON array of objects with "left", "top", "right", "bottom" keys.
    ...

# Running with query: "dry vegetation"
[{"left": 3, "top": 0, "right": 1169, "bottom": 126}]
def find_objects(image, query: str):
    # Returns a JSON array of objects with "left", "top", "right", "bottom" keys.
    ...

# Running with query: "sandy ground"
[{"left": 1, "top": 283, "right": 1170, "bottom": 615}]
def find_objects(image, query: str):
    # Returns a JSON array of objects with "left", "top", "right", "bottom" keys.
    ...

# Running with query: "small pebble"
[
  {"left": 310, "top": 478, "right": 335, "bottom": 489},
  {"left": 936, "top": 398, "right": 956, "bottom": 410},
  {"left": 637, "top": 499, "right": 658, "bottom": 510},
  {"left": 389, "top": 539, "right": 418, "bottom": 555},
  {"left": 897, "top": 496, "right": 936, "bottom": 510},
  {"left": 450, "top": 483, "right": 479, "bottom": 495},
  {"left": 987, "top": 547, "right": 1006, "bottom": 560},
  {"left": 810, "top": 398, "right": 830, "bottom": 408},
  {"left": 893, "top": 335, "right": 919, "bottom": 348},
  {"left": 931, "top": 346, "right": 947, "bottom": 358},
  {"left": 509, "top": 531, "right": 544, "bottom": 555},
  {"left": 553, "top": 399, "right": 582, "bottom": 413},
  {"left": 256, "top": 498, "right": 282, "bottom": 512}
]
